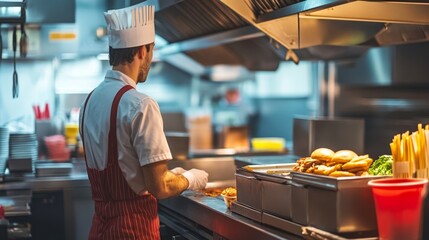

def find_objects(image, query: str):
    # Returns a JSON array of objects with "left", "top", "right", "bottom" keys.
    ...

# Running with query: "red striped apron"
[{"left": 81, "top": 85, "right": 160, "bottom": 240}]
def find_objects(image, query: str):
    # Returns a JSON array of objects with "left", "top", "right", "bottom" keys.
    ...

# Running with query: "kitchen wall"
[{"left": 0, "top": 60, "right": 55, "bottom": 129}]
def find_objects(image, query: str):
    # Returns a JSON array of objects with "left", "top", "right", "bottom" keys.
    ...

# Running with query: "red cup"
[{"left": 368, "top": 178, "right": 428, "bottom": 240}]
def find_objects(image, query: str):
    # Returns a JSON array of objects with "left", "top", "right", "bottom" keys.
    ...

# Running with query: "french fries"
[{"left": 390, "top": 123, "right": 429, "bottom": 179}]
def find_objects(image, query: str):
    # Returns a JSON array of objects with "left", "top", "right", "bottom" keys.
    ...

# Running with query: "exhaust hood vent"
[
  {"left": 155, "top": 0, "right": 282, "bottom": 71},
  {"left": 155, "top": 0, "right": 249, "bottom": 42},
  {"left": 153, "top": 0, "right": 429, "bottom": 73},
  {"left": 184, "top": 36, "right": 280, "bottom": 71},
  {"left": 220, "top": 0, "right": 429, "bottom": 49}
]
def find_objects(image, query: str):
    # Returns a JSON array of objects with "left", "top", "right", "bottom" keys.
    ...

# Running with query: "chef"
[{"left": 79, "top": 3, "right": 208, "bottom": 239}]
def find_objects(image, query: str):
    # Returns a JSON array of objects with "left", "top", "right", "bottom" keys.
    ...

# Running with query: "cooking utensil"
[
  {"left": 12, "top": 26, "right": 19, "bottom": 99},
  {"left": 19, "top": 23, "right": 28, "bottom": 58}
]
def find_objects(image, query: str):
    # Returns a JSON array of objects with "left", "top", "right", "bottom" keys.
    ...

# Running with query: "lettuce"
[{"left": 369, "top": 155, "right": 393, "bottom": 176}]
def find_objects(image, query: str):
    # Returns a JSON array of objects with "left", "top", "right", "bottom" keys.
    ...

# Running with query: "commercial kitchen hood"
[
  {"left": 151, "top": 0, "right": 429, "bottom": 73},
  {"left": 153, "top": 0, "right": 282, "bottom": 71},
  {"left": 220, "top": 0, "right": 429, "bottom": 49}
]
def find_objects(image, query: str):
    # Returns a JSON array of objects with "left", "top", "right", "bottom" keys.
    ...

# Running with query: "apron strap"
[
  {"left": 107, "top": 85, "right": 134, "bottom": 167},
  {"left": 81, "top": 90, "right": 94, "bottom": 169},
  {"left": 81, "top": 85, "right": 134, "bottom": 168}
]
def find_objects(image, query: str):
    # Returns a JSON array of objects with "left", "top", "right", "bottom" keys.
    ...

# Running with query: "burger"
[
  {"left": 310, "top": 148, "right": 335, "bottom": 161},
  {"left": 331, "top": 150, "right": 357, "bottom": 163}
]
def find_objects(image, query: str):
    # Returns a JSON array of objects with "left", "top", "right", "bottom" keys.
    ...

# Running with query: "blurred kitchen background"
[{"left": 1, "top": 0, "right": 429, "bottom": 162}]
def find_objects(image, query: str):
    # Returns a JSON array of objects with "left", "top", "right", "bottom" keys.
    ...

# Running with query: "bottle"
[{"left": 0, "top": 205, "right": 9, "bottom": 240}]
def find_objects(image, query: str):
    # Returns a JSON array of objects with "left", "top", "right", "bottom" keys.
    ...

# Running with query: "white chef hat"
[{"left": 104, "top": 4, "right": 155, "bottom": 49}]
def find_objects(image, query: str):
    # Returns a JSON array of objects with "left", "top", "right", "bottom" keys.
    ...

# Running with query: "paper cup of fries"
[
  {"left": 221, "top": 187, "right": 237, "bottom": 209},
  {"left": 369, "top": 178, "right": 428, "bottom": 240}
]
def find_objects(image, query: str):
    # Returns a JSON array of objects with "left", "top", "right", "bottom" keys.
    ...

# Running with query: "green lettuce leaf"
[{"left": 369, "top": 155, "right": 393, "bottom": 176}]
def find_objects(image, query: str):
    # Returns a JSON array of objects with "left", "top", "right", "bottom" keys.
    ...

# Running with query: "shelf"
[{"left": 0, "top": 0, "right": 26, "bottom": 24}]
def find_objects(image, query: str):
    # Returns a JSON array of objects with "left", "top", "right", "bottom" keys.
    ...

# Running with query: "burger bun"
[
  {"left": 310, "top": 148, "right": 334, "bottom": 161},
  {"left": 332, "top": 150, "right": 357, "bottom": 163}
]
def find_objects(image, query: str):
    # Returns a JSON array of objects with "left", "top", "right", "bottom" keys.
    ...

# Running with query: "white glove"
[
  {"left": 170, "top": 167, "right": 186, "bottom": 175},
  {"left": 182, "top": 168, "right": 209, "bottom": 190}
]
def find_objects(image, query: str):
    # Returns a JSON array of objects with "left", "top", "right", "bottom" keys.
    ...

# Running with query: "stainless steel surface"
[
  {"left": 290, "top": 182, "right": 308, "bottom": 225},
  {"left": 238, "top": 163, "right": 295, "bottom": 220},
  {"left": 184, "top": 35, "right": 281, "bottom": 71},
  {"left": 159, "top": 190, "right": 301, "bottom": 240},
  {"left": 262, "top": 212, "right": 302, "bottom": 237},
  {"left": 230, "top": 201, "right": 262, "bottom": 223},
  {"left": 0, "top": 160, "right": 89, "bottom": 192},
  {"left": 235, "top": 155, "right": 299, "bottom": 168},
  {"left": 337, "top": 42, "right": 429, "bottom": 86},
  {"left": 293, "top": 116, "right": 365, "bottom": 158},
  {"left": 334, "top": 42, "right": 429, "bottom": 158},
  {"left": 165, "top": 132, "right": 189, "bottom": 160},
  {"left": 35, "top": 162, "right": 73, "bottom": 177},
  {"left": 290, "top": 171, "right": 386, "bottom": 233},
  {"left": 302, "top": 1, "right": 429, "bottom": 25},
  {"left": 221, "top": 0, "right": 429, "bottom": 53},
  {"left": 156, "top": 0, "right": 248, "bottom": 42},
  {"left": 157, "top": 25, "right": 264, "bottom": 56},
  {"left": 235, "top": 169, "right": 263, "bottom": 210},
  {"left": 262, "top": 180, "right": 292, "bottom": 219},
  {"left": 162, "top": 112, "right": 187, "bottom": 132},
  {"left": 154, "top": 0, "right": 281, "bottom": 71},
  {"left": 235, "top": 163, "right": 296, "bottom": 221}
]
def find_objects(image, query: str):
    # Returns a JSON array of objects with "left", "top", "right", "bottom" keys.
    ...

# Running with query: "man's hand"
[{"left": 182, "top": 169, "right": 209, "bottom": 190}]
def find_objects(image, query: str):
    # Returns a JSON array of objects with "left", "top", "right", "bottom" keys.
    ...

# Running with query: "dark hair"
[{"left": 109, "top": 44, "right": 151, "bottom": 66}]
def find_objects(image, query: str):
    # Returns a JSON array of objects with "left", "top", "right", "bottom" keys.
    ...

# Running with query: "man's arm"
[{"left": 141, "top": 160, "right": 189, "bottom": 199}]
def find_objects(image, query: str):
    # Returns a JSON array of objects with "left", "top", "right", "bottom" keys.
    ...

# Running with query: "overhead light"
[{"left": 209, "top": 65, "right": 251, "bottom": 82}]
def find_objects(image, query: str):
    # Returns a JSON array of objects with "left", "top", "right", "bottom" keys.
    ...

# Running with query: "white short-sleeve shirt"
[{"left": 79, "top": 70, "right": 172, "bottom": 194}]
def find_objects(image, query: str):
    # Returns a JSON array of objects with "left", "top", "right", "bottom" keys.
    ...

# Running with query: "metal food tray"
[
  {"left": 290, "top": 171, "right": 388, "bottom": 234},
  {"left": 236, "top": 167, "right": 263, "bottom": 210},
  {"left": 237, "top": 163, "right": 295, "bottom": 219},
  {"left": 35, "top": 162, "right": 73, "bottom": 177}
]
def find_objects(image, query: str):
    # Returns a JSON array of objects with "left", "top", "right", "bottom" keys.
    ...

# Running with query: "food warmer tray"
[
  {"left": 236, "top": 163, "right": 295, "bottom": 220},
  {"left": 290, "top": 171, "right": 387, "bottom": 234}
]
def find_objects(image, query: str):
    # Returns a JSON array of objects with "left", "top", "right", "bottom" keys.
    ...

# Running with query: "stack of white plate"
[
  {"left": 0, "top": 127, "right": 9, "bottom": 174},
  {"left": 9, "top": 133, "right": 38, "bottom": 172}
]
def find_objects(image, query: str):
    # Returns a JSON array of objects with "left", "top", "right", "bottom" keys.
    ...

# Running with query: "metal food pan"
[
  {"left": 253, "top": 164, "right": 294, "bottom": 220},
  {"left": 290, "top": 171, "right": 387, "bottom": 233},
  {"left": 290, "top": 182, "right": 309, "bottom": 225},
  {"left": 236, "top": 163, "right": 295, "bottom": 217},
  {"left": 235, "top": 168, "right": 262, "bottom": 210}
]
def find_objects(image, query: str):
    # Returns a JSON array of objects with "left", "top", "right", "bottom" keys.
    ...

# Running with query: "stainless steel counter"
[
  {"left": 159, "top": 190, "right": 302, "bottom": 240},
  {"left": 0, "top": 157, "right": 305, "bottom": 240},
  {"left": 0, "top": 160, "right": 90, "bottom": 192}
]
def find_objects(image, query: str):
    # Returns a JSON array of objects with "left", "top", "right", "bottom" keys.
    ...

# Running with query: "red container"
[{"left": 368, "top": 178, "right": 428, "bottom": 240}]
